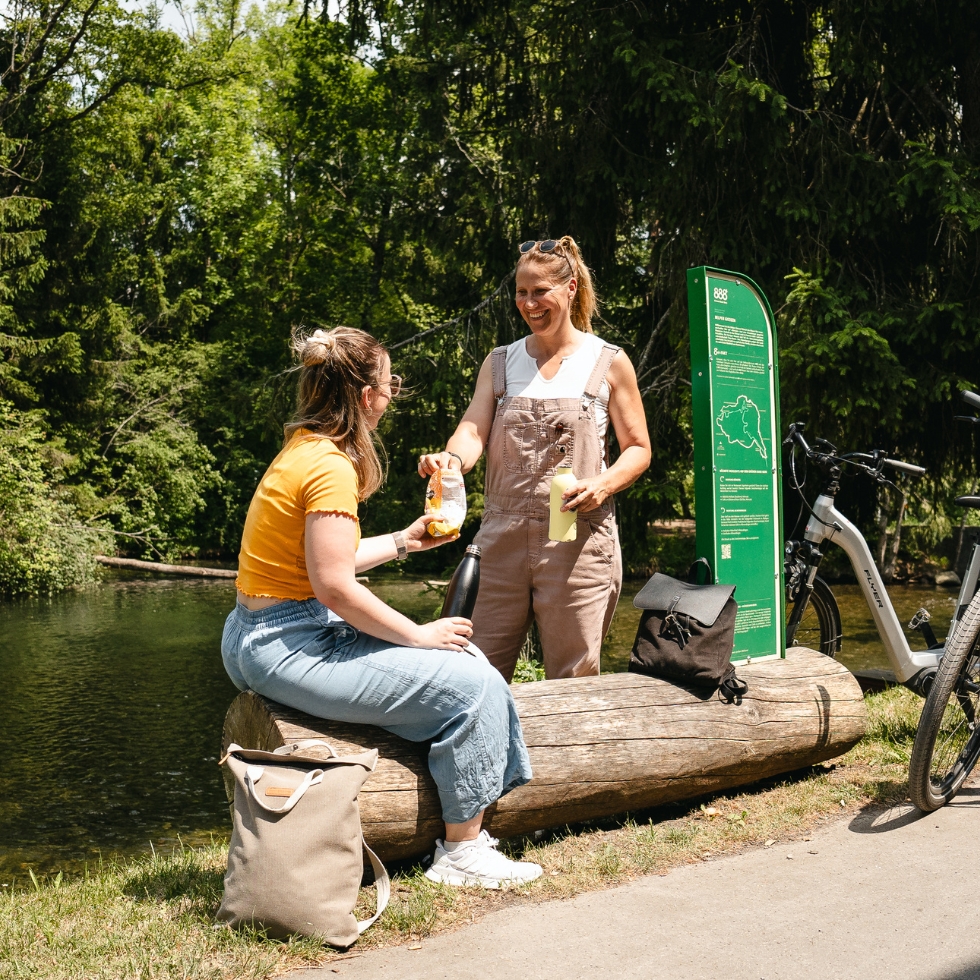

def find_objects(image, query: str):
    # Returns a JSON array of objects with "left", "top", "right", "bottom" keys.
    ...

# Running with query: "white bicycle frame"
[{"left": 804, "top": 495, "right": 980, "bottom": 684}]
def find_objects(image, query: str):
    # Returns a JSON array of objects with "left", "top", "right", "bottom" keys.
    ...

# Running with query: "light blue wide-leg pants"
[{"left": 221, "top": 598, "right": 533, "bottom": 824}]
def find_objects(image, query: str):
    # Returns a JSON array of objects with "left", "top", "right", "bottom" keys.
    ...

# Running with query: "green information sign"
[{"left": 687, "top": 267, "right": 784, "bottom": 663}]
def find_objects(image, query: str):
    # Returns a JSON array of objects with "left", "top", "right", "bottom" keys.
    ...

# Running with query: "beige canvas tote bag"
[{"left": 218, "top": 739, "right": 389, "bottom": 946}]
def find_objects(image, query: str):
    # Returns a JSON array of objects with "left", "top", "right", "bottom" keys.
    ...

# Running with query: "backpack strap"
[
  {"left": 718, "top": 663, "right": 748, "bottom": 704},
  {"left": 356, "top": 838, "right": 390, "bottom": 934}
]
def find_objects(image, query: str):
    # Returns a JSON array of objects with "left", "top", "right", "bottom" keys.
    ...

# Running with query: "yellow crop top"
[{"left": 236, "top": 431, "right": 360, "bottom": 600}]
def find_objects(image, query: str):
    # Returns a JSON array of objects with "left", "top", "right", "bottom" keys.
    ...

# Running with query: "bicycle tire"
[
  {"left": 909, "top": 589, "right": 980, "bottom": 812},
  {"left": 787, "top": 575, "right": 842, "bottom": 658}
]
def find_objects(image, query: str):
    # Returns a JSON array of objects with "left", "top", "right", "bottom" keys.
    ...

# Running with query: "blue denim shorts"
[{"left": 221, "top": 598, "right": 532, "bottom": 824}]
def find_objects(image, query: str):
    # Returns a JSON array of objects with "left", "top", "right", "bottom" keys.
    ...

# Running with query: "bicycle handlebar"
[
  {"left": 783, "top": 422, "right": 811, "bottom": 453},
  {"left": 783, "top": 422, "right": 925, "bottom": 479},
  {"left": 962, "top": 390, "right": 980, "bottom": 411},
  {"left": 884, "top": 458, "right": 927, "bottom": 477}
]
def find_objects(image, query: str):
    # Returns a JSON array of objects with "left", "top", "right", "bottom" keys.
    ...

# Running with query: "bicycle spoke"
[
  {"left": 929, "top": 653, "right": 980, "bottom": 793},
  {"left": 787, "top": 577, "right": 840, "bottom": 658}
]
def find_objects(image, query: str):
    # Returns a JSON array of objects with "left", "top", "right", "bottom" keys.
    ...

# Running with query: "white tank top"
[{"left": 504, "top": 332, "right": 611, "bottom": 441}]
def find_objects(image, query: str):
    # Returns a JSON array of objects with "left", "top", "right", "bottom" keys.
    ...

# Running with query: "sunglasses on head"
[{"left": 518, "top": 239, "right": 564, "bottom": 255}]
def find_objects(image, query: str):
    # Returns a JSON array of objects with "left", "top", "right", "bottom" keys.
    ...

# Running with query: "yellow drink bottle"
[{"left": 549, "top": 464, "right": 577, "bottom": 542}]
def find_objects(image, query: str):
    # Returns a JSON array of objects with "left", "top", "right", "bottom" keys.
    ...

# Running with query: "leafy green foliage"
[
  {"left": 0, "top": 0, "right": 978, "bottom": 593},
  {"left": 0, "top": 402, "right": 109, "bottom": 596},
  {"left": 512, "top": 658, "right": 547, "bottom": 683}
]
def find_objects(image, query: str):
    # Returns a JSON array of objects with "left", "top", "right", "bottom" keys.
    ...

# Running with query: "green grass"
[
  {"left": 0, "top": 687, "right": 925, "bottom": 980},
  {"left": 0, "top": 843, "right": 336, "bottom": 980}
]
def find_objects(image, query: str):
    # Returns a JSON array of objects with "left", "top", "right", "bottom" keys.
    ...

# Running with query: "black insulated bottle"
[{"left": 441, "top": 544, "right": 481, "bottom": 619}]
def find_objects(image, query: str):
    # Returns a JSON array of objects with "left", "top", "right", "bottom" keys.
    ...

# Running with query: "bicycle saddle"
[{"left": 955, "top": 496, "right": 980, "bottom": 510}]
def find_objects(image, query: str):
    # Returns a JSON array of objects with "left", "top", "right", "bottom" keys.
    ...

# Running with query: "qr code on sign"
[{"left": 721, "top": 544, "right": 732, "bottom": 560}]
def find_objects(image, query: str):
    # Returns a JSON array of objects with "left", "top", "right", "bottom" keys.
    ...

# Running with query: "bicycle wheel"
[
  {"left": 909, "top": 589, "right": 980, "bottom": 812},
  {"left": 787, "top": 575, "right": 842, "bottom": 658}
]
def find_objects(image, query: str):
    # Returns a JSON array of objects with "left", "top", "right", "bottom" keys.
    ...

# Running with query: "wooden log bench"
[{"left": 221, "top": 646, "right": 866, "bottom": 861}]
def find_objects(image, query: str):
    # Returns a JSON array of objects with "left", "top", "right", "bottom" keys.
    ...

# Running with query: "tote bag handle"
[
  {"left": 244, "top": 765, "right": 325, "bottom": 814},
  {"left": 273, "top": 739, "right": 340, "bottom": 759}
]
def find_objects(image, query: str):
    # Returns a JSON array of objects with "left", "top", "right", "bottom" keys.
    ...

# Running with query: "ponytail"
[
  {"left": 285, "top": 326, "right": 387, "bottom": 500},
  {"left": 515, "top": 235, "right": 598, "bottom": 332}
]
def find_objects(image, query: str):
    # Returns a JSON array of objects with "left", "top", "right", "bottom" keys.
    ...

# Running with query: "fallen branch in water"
[
  {"left": 95, "top": 556, "right": 238, "bottom": 578},
  {"left": 95, "top": 556, "right": 371, "bottom": 585}
]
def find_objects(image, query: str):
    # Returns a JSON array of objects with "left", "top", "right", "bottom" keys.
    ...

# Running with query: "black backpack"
[{"left": 628, "top": 559, "right": 747, "bottom": 702}]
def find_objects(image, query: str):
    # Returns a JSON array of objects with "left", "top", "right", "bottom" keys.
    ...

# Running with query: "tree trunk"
[
  {"left": 882, "top": 491, "right": 907, "bottom": 584},
  {"left": 95, "top": 556, "right": 238, "bottom": 578},
  {"left": 954, "top": 22, "right": 980, "bottom": 160},
  {"left": 875, "top": 485, "right": 890, "bottom": 567},
  {"left": 222, "top": 647, "right": 867, "bottom": 862}
]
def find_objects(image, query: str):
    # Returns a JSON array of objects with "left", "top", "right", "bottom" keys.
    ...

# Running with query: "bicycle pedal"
[
  {"left": 908, "top": 607, "right": 931, "bottom": 629},
  {"left": 909, "top": 608, "right": 940, "bottom": 649}
]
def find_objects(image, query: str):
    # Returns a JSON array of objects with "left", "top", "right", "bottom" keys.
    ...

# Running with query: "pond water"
[{"left": 0, "top": 574, "right": 958, "bottom": 880}]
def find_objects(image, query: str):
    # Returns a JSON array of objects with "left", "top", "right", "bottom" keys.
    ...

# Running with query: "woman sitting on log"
[{"left": 222, "top": 326, "right": 541, "bottom": 889}]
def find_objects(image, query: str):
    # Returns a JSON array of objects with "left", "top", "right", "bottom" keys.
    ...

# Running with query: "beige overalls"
[{"left": 471, "top": 342, "right": 624, "bottom": 681}]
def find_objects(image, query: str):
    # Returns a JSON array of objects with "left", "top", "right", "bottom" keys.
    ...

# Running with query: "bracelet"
[
  {"left": 392, "top": 531, "right": 408, "bottom": 561},
  {"left": 447, "top": 451, "right": 464, "bottom": 469}
]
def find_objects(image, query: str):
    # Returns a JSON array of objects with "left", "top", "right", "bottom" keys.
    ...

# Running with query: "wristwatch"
[{"left": 392, "top": 531, "right": 408, "bottom": 561}]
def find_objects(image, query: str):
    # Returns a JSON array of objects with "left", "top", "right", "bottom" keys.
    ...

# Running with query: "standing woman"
[
  {"left": 223, "top": 326, "right": 541, "bottom": 888},
  {"left": 420, "top": 237, "right": 651, "bottom": 681}
]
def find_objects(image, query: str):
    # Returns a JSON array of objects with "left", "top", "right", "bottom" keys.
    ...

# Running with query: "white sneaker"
[{"left": 424, "top": 830, "right": 543, "bottom": 888}]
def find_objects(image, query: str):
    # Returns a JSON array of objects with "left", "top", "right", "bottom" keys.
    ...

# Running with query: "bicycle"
[
  {"left": 782, "top": 390, "right": 980, "bottom": 811},
  {"left": 782, "top": 390, "right": 980, "bottom": 694}
]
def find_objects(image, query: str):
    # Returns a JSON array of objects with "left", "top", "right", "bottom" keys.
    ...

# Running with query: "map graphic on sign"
[{"left": 715, "top": 395, "right": 767, "bottom": 459}]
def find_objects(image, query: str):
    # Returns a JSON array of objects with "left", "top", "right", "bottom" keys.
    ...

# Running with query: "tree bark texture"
[{"left": 222, "top": 646, "right": 866, "bottom": 861}]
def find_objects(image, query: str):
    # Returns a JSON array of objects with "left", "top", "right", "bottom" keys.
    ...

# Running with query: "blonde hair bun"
[
  {"left": 293, "top": 328, "right": 337, "bottom": 366},
  {"left": 285, "top": 325, "right": 388, "bottom": 501}
]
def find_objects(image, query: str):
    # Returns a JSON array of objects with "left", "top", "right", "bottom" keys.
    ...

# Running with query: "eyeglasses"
[
  {"left": 376, "top": 374, "right": 403, "bottom": 397},
  {"left": 518, "top": 240, "right": 564, "bottom": 255}
]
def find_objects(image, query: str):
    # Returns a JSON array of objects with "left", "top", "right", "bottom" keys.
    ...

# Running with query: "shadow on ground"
[
  {"left": 933, "top": 961, "right": 980, "bottom": 980},
  {"left": 848, "top": 803, "right": 925, "bottom": 834}
]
